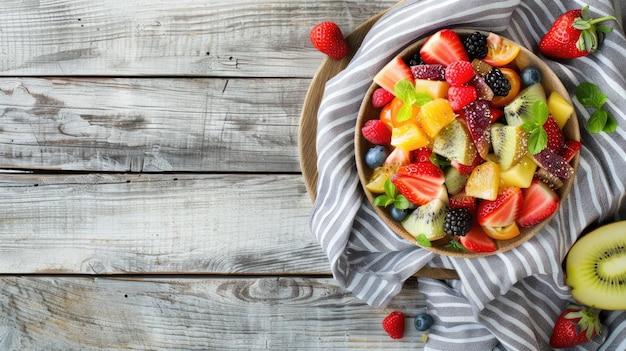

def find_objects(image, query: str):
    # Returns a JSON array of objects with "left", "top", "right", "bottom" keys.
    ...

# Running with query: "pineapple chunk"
[
  {"left": 547, "top": 91, "right": 574, "bottom": 129},
  {"left": 417, "top": 98, "right": 455, "bottom": 139},
  {"left": 414, "top": 79, "right": 449, "bottom": 99},
  {"left": 499, "top": 155, "right": 537, "bottom": 188},
  {"left": 465, "top": 161, "right": 500, "bottom": 200}
]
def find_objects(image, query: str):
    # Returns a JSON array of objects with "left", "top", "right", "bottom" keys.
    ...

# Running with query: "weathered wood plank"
[
  {"left": 0, "top": 0, "right": 397, "bottom": 77},
  {"left": 0, "top": 173, "right": 331, "bottom": 275},
  {"left": 0, "top": 276, "right": 426, "bottom": 350},
  {"left": 0, "top": 77, "right": 305, "bottom": 172}
]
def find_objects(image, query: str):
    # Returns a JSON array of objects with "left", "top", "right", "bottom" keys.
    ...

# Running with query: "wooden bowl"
[{"left": 355, "top": 29, "right": 580, "bottom": 257}]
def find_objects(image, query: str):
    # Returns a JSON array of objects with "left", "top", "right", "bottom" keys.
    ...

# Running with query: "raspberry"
[
  {"left": 463, "top": 32, "right": 488, "bottom": 60},
  {"left": 443, "top": 208, "right": 473, "bottom": 236},
  {"left": 371, "top": 88, "right": 394, "bottom": 109},
  {"left": 445, "top": 60, "right": 475, "bottom": 86},
  {"left": 361, "top": 119, "right": 392, "bottom": 145},
  {"left": 410, "top": 64, "right": 446, "bottom": 81},
  {"left": 448, "top": 86, "right": 477, "bottom": 111},
  {"left": 485, "top": 68, "right": 511, "bottom": 96}
]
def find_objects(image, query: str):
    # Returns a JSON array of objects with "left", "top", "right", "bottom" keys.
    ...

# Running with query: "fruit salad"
[{"left": 358, "top": 29, "right": 581, "bottom": 254}]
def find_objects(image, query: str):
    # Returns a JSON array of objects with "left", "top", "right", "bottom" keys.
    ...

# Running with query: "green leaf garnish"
[
  {"left": 393, "top": 79, "right": 433, "bottom": 122},
  {"left": 587, "top": 109, "right": 608, "bottom": 133},
  {"left": 416, "top": 234, "right": 432, "bottom": 247},
  {"left": 445, "top": 239, "right": 467, "bottom": 252},
  {"left": 603, "top": 113, "right": 617, "bottom": 133},
  {"left": 576, "top": 83, "right": 607, "bottom": 109},
  {"left": 374, "top": 179, "right": 410, "bottom": 209},
  {"left": 522, "top": 100, "right": 549, "bottom": 154}
]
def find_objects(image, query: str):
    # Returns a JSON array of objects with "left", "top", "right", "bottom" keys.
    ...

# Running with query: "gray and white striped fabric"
[{"left": 310, "top": 0, "right": 626, "bottom": 349}]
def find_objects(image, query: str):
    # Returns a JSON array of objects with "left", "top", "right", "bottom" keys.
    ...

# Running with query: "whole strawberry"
[
  {"left": 550, "top": 305, "right": 603, "bottom": 348},
  {"left": 382, "top": 311, "right": 405, "bottom": 339},
  {"left": 310, "top": 21, "right": 349, "bottom": 60},
  {"left": 539, "top": 5, "right": 616, "bottom": 59}
]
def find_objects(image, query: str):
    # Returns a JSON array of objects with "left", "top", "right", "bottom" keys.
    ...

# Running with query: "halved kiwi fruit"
[{"left": 566, "top": 221, "right": 626, "bottom": 310}]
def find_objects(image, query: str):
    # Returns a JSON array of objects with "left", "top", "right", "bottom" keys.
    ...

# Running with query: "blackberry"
[
  {"left": 443, "top": 208, "right": 473, "bottom": 236},
  {"left": 485, "top": 68, "right": 511, "bottom": 96},
  {"left": 464, "top": 32, "right": 488, "bottom": 60},
  {"left": 407, "top": 52, "right": 423, "bottom": 66}
]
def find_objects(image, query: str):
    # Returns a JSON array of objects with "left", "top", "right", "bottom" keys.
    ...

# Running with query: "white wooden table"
[{"left": 0, "top": 1, "right": 432, "bottom": 349}]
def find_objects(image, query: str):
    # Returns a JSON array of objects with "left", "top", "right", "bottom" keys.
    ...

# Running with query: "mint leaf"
[
  {"left": 393, "top": 80, "right": 433, "bottom": 122},
  {"left": 603, "top": 112, "right": 617, "bottom": 133},
  {"left": 374, "top": 194, "right": 394, "bottom": 207},
  {"left": 394, "top": 79, "right": 416, "bottom": 103},
  {"left": 416, "top": 234, "right": 432, "bottom": 247},
  {"left": 394, "top": 195, "right": 411, "bottom": 210},
  {"left": 414, "top": 92, "right": 433, "bottom": 106},
  {"left": 588, "top": 109, "right": 608, "bottom": 133},
  {"left": 528, "top": 128, "right": 548, "bottom": 154},
  {"left": 384, "top": 178, "right": 396, "bottom": 198},
  {"left": 576, "top": 83, "right": 607, "bottom": 109},
  {"left": 396, "top": 103, "right": 414, "bottom": 122},
  {"left": 533, "top": 100, "right": 549, "bottom": 126},
  {"left": 445, "top": 239, "right": 467, "bottom": 252}
]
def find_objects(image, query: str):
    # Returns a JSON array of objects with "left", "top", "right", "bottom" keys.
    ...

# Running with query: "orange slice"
[
  {"left": 483, "top": 222, "right": 521, "bottom": 240},
  {"left": 483, "top": 33, "right": 521, "bottom": 67},
  {"left": 380, "top": 97, "right": 420, "bottom": 128}
]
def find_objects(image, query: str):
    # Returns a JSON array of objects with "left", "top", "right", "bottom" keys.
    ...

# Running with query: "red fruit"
[
  {"left": 449, "top": 191, "right": 477, "bottom": 215},
  {"left": 532, "top": 147, "right": 574, "bottom": 179},
  {"left": 468, "top": 75, "right": 494, "bottom": 101},
  {"left": 385, "top": 147, "right": 410, "bottom": 166},
  {"left": 544, "top": 115, "right": 565, "bottom": 151},
  {"left": 452, "top": 154, "right": 483, "bottom": 175},
  {"left": 445, "top": 61, "right": 475, "bottom": 86},
  {"left": 382, "top": 311, "right": 405, "bottom": 339},
  {"left": 448, "top": 86, "right": 477, "bottom": 111},
  {"left": 489, "top": 107, "right": 504, "bottom": 123},
  {"left": 362, "top": 119, "right": 392, "bottom": 145},
  {"left": 372, "top": 88, "right": 395, "bottom": 109},
  {"left": 517, "top": 179, "right": 559, "bottom": 227},
  {"left": 420, "top": 29, "right": 469, "bottom": 66},
  {"left": 391, "top": 174, "right": 447, "bottom": 206},
  {"left": 477, "top": 186, "right": 523, "bottom": 227},
  {"left": 463, "top": 100, "right": 493, "bottom": 159},
  {"left": 410, "top": 147, "right": 433, "bottom": 163},
  {"left": 550, "top": 306, "right": 602, "bottom": 348},
  {"left": 410, "top": 64, "right": 446, "bottom": 81},
  {"left": 374, "top": 57, "right": 414, "bottom": 94},
  {"left": 310, "top": 21, "right": 349, "bottom": 60},
  {"left": 560, "top": 140, "right": 582, "bottom": 162},
  {"left": 539, "top": 6, "right": 617, "bottom": 59},
  {"left": 396, "top": 162, "right": 445, "bottom": 185},
  {"left": 459, "top": 223, "right": 497, "bottom": 253}
]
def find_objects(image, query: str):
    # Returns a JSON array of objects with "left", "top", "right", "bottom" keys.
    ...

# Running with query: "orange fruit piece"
[
  {"left": 414, "top": 79, "right": 449, "bottom": 99},
  {"left": 390, "top": 122, "right": 429, "bottom": 151},
  {"left": 465, "top": 161, "right": 501, "bottom": 200},
  {"left": 483, "top": 33, "right": 521, "bottom": 67},
  {"left": 483, "top": 222, "right": 521, "bottom": 240},
  {"left": 380, "top": 97, "right": 420, "bottom": 128},
  {"left": 490, "top": 68, "right": 521, "bottom": 107},
  {"left": 417, "top": 98, "right": 455, "bottom": 139}
]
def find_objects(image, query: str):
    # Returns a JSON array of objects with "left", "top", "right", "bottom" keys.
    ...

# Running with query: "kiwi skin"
[{"left": 566, "top": 221, "right": 626, "bottom": 310}]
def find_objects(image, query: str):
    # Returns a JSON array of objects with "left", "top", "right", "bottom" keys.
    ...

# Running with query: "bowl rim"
[{"left": 355, "top": 28, "right": 580, "bottom": 257}]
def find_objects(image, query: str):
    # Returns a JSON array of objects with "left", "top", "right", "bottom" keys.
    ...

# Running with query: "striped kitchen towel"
[{"left": 309, "top": 0, "right": 626, "bottom": 349}]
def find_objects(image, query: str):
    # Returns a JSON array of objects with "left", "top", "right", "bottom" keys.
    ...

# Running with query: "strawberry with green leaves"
[
  {"left": 539, "top": 5, "right": 616, "bottom": 59},
  {"left": 550, "top": 305, "right": 604, "bottom": 348}
]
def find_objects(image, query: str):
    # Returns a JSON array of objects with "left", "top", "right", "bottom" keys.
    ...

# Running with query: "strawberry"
[
  {"left": 310, "top": 21, "right": 349, "bottom": 60},
  {"left": 477, "top": 186, "right": 523, "bottom": 227},
  {"left": 391, "top": 174, "right": 447, "bottom": 206},
  {"left": 459, "top": 223, "right": 497, "bottom": 253},
  {"left": 559, "top": 140, "right": 582, "bottom": 162},
  {"left": 410, "top": 64, "right": 446, "bottom": 81},
  {"left": 373, "top": 57, "right": 414, "bottom": 94},
  {"left": 451, "top": 153, "right": 483, "bottom": 175},
  {"left": 544, "top": 115, "right": 565, "bottom": 152},
  {"left": 445, "top": 61, "right": 475, "bottom": 86},
  {"left": 539, "top": 6, "right": 616, "bottom": 59},
  {"left": 382, "top": 311, "right": 405, "bottom": 339},
  {"left": 448, "top": 86, "right": 477, "bottom": 111},
  {"left": 396, "top": 162, "right": 445, "bottom": 185},
  {"left": 449, "top": 191, "right": 477, "bottom": 215},
  {"left": 384, "top": 147, "right": 410, "bottom": 166},
  {"left": 463, "top": 100, "right": 493, "bottom": 159},
  {"left": 410, "top": 147, "right": 433, "bottom": 163},
  {"left": 550, "top": 305, "right": 603, "bottom": 348},
  {"left": 420, "top": 29, "right": 469, "bottom": 66},
  {"left": 371, "top": 88, "right": 395, "bottom": 109},
  {"left": 517, "top": 179, "right": 559, "bottom": 227},
  {"left": 489, "top": 106, "right": 504, "bottom": 123},
  {"left": 361, "top": 119, "right": 392, "bottom": 145}
]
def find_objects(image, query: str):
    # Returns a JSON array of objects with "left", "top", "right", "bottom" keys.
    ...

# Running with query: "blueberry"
[
  {"left": 390, "top": 206, "right": 410, "bottom": 222},
  {"left": 521, "top": 66, "right": 542, "bottom": 86},
  {"left": 414, "top": 313, "right": 433, "bottom": 331},
  {"left": 364, "top": 145, "right": 388, "bottom": 168}
]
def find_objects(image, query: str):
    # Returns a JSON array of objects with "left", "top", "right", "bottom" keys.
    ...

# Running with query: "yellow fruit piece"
[
  {"left": 390, "top": 122, "right": 430, "bottom": 151},
  {"left": 499, "top": 154, "right": 537, "bottom": 188},
  {"left": 547, "top": 91, "right": 574, "bottom": 129},
  {"left": 417, "top": 98, "right": 455, "bottom": 139},
  {"left": 365, "top": 164, "right": 397, "bottom": 193},
  {"left": 414, "top": 79, "right": 449, "bottom": 99},
  {"left": 465, "top": 161, "right": 500, "bottom": 200},
  {"left": 483, "top": 222, "right": 521, "bottom": 240}
]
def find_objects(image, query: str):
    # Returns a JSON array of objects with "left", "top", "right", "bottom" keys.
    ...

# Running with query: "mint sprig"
[
  {"left": 416, "top": 234, "right": 432, "bottom": 247},
  {"left": 373, "top": 179, "right": 410, "bottom": 209},
  {"left": 521, "top": 100, "right": 549, "bottom": 154},
  {"left": 576, "top": 82, "right": 617, "bottom": 133},
  {"left": 394, "top": 79, "right": 433, "bottom": 122}
]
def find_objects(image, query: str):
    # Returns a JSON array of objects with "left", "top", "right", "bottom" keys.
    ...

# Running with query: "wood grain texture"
[
  {"left": 0, "top": 276, "right": 426, "bottom": 350},
  {"left": 0, "top": 0, "right": 398, "bottom": 77},
  {"left": 0, "top": 77, "right": 304, "bottom": 172},
  {"left": 0, "top": 172, "right": 331, "bottom": 275}
]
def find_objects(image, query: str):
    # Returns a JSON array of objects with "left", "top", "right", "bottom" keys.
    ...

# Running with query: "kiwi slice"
[
  {"left": 490, "top": 123, "right": 528, "bottom": 171},
  {"left": 504, "top": 83, "right": 546, "bottom": 126},
  {"left": 402, "top": 198, "right": 448, "bottom": 242},
  {"left": 432, "top": 118, "right": 477, "bottom": 165},
  {"left": 566, "top": 221, "right": 626, "bottom": 310}
]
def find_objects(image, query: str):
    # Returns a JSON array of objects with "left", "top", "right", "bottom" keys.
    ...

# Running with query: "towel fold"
[{"left": 310, "top": 0, "right": 626, "bottom": 349}]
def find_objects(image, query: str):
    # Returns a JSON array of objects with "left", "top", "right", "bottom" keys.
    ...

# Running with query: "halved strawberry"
[
  {"left": 449, "top": 190, "right": 477, "bottom": 215},
  {"left": 459, "top": 223, "right": 497, "bottom": 253},
  {"left": 384, "top": 147, "right": 411, "bottom": 166},
  {"left": 373, "top": 57, "right": 414, "bottom": 94},
  {"left": 477, "top": 186, "right": 523, "bottom": 227},
  {"left": 517, "top": 179, "right": 559, "bottom": 227},
  {"left": 451, "top": 153, "right": 483, "bottom": 175},
  {"left": 544, "top": 115, "right": 565, "bottom": 152},
  {"left": 489, "top": 107, "right": 504, "bottom": 123},
  {"left": 396, "top": 162, "right": 445, "bottom": 185},
  {"left": 420, "top": 29, "right": 469, "bottom": 66},
  {"left": 559, "top": 140, "right": 582, "bottom": 162},
  {"left": 391, "top": 174, "right": 447, "bottom": 206},
  {"left": 410, "top": 147, "right": 433, "bottom": 163},
  {"left": 463, "top": 100, "right": 493, "bottom": 159}
]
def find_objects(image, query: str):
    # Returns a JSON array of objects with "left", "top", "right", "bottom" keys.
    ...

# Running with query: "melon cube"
[
  {"left": 547, "top": 91, "right": 574, "bottom": 129},
  {"left": 499, "top": 155, "right": 537, "bottom": 188}
]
